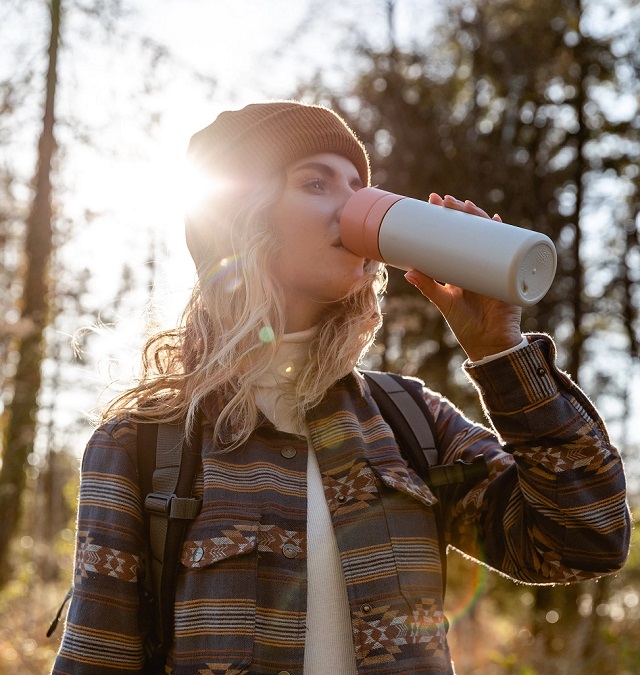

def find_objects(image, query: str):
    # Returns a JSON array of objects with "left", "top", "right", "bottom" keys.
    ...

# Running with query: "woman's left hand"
[{"left": 404, "top": 193, "right": 523, "bottom": 362}]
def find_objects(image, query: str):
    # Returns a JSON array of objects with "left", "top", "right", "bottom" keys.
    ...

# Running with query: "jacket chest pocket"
[
  {"left": 172, "top": 521, "right": 259, "bottom": 673},
  {"left": 370, "top": 464, "right": 445, "bottom": 602},
  {"left": 339, "top": 466, "right": 448, "bottom": 666}
]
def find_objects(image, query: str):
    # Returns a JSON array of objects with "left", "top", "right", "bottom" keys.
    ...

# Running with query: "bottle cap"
[{"left": 340, "top": 187, "right": 404, "bottom": 262}]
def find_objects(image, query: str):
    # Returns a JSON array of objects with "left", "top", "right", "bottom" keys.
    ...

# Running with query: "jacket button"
[
  {"left": 537, "top": 367, "right": 546, "bottom": 377},
  {"left": 282, "top": 544, "right": 298, "bottom": 559},
  {"left": 192, "top": 547, "right": 204, "bottom": 563},
  {"left": 277, "top": 671, "right": 291, "bottom": 675},
  {"left": 361, "top": 603, "right": 372, "bottom": 613},
  {"left": 337, "top": 494, "right": 346, "bottom": 502},
  {"left": 281, "top": 446, "right": 297, "bottom": 459}
]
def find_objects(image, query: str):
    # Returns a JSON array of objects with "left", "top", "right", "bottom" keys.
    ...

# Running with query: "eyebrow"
[{"left": 291, "top": 161, "right": 363, "bottom": 188}]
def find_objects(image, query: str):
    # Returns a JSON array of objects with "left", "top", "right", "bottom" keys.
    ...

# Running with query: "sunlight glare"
[{"left": 182, "top": 158, "right": 232, "bottom": 219}]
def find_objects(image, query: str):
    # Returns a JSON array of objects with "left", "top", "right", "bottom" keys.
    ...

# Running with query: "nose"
[{"left": 336, "top": 183, "right": 359, "bottom": 223}]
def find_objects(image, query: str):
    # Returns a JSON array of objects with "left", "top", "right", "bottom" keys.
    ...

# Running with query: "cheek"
[
  {"left": 274, "top": 220, "right": 321, "bottom": 260},
  {"left": 272, "top": 216, "right": 305, "bottom": 255}
]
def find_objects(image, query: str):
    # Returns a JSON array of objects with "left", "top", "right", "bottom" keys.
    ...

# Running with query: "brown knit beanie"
[
  {"left": 185, "top": 100, "right": 369, "bottom": 269},
  {"left": 187, "top": 100, "right": 370, "bottom": 187}
]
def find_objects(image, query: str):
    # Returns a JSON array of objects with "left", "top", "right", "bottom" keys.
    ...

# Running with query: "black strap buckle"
[
  {"left": 145, "top": 493, "right": 202, "bottom": 520},
  {"left": 426, "top": 454, "right": 489, "bottom": 488},
  {"left": 145, "top": 492, "right": 175, "bottom": 516}
]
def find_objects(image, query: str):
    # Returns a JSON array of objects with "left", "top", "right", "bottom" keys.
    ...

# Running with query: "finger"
[
  {"left": 404, "top": 270, "right": 451, "bottom": 309},
  {"left": 440, "top": 194, "right": 499, "bottom": 222},
  {"left": 462, "top": 199, "right": 492, "bottom": 219},
  {"left": 443, "top": 195, "right": 464, "bottom": 208},
  {"left": 428, "top": 192, "right": 444, "bottom": 206},
  {"left": 443, "top": 195, "right": 490, "bottom": 219}
]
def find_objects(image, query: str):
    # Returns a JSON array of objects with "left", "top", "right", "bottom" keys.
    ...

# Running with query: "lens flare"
[
  {"left": 258, "top": 326, "right": 275, "bottom": 343},
  {"left": 200, "top": 253, "right": 245, "bottom": 292},
  {"left": 444, "top": 557, "right": 489, "bottom": 627}
]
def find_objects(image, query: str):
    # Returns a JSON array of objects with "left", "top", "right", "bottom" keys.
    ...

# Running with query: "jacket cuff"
[
  {"left": 464, "top": 334, "right": 560, "bottom": 413},
  {"left": 466, "top": 336, "right": 529, "bottom": 366}
]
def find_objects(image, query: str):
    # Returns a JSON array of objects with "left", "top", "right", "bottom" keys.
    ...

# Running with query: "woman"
[{"left": 53, "top": 101, "right": 630, "bottom": 674}]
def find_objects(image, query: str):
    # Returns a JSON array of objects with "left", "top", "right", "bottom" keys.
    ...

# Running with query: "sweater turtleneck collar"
[{"left": 255, "top": 326, "right": 318, "bottom": 389}]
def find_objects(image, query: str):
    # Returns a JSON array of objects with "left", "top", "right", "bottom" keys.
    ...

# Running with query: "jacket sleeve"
[
  {"left": 428, "top": 334, "right": 631, "bottom": 584},
  {"left": 52, "top": 418, "right": 147, "bottom": 674}
]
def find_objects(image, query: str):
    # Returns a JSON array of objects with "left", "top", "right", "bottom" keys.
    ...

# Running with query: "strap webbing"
[
  {"left": 152, "top": 423, "right": 186, "bottom": 494},
  {"left": 146, "top": 423, "right": 185, "bottom": 566},
  {"left": 364, "top": 371, "right": 438, "bottom": 468},
  {"left": 140, "top": 417, "right": 203, "bottom": 668}
]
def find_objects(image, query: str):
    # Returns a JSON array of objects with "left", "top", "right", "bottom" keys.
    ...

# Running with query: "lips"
[
  {"left": 332, "top": 238, "right": 363, "bottom": 260},
  {"left": 333, "top": 239, "right": 352, "bottom": 252}
]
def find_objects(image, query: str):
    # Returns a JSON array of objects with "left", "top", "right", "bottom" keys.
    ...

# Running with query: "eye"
[{"left": 304, "top": 177, "right": 326, "bottom": 192}]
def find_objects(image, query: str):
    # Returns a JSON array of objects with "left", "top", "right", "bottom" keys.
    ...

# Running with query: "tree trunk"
[
  {"left": 0, "top": 0, "right": 62, "bottom": 586},
  {"left": 567, "top": 24, "right": 588, "bottom": 382},
  {"left": 532, "top": 0, "right": 589, "bottom": 661}
]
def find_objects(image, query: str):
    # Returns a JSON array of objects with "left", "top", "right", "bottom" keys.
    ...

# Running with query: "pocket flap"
[
  {"left": 370, "top": 462, "right": 438, "bottom": 507},
  {"left": 181, "top": 522, "right": 259, "bottom": 569}
]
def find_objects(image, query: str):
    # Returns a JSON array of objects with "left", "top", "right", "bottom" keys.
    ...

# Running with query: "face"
[{"left": 269, "top": 152, "right": 367, "bottom": 332}]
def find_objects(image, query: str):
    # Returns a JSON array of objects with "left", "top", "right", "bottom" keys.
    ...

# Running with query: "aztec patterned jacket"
[{"left": 52, "top": 335, "right": 631, "bottom": 675}]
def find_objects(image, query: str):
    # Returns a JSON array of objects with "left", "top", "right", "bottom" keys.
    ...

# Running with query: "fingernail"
[{"left": 404, "top": 272, "right": 418, "bottom": 286}]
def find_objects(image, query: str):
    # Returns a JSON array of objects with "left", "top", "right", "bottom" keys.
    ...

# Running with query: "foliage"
[
  {"left": 0, "top": 462, "right": 77, "bottom": 674},
  {"left": 297, "top": 0, "right": 640, "bottom": 434},
  {"left": 0, "top": 0, "right": 62, "bottom": 584},
  {"left": 443, "top": 514, "right": 640, "bottom": 675},
  {"left": 0, "top": 0, "right": 215, "bottom": 586}
]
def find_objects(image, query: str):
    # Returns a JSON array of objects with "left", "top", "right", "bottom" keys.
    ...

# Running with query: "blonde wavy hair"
[{"left": 103, "top": 172, "right": 386, "bottom": 450}]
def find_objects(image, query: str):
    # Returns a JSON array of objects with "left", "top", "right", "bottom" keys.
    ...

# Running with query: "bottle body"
[{"left": 340, "top": 188, "right": 556, "bottom": 307}]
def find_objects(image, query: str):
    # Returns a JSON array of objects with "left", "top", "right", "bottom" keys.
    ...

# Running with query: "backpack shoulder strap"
[
  {"left": 363, "top": 370, "right": 438, "bottom": 473},
  {"left": 137, "top": 417, "right": 203, "bottom": 669},
  {"left": 363, "top": 371, "right": 489, "bottom": 489}
]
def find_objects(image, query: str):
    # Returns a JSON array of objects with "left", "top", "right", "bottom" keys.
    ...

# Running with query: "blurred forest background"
[{"left": 0, "top": 0, "right": 639, "bottom": 673}]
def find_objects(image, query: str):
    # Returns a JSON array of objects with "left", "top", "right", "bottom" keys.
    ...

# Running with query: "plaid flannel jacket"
[{"left": 52, "top": 335, "right": 630, "bottom": 674}]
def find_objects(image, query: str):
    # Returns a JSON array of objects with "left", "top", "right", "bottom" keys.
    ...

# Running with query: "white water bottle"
[{"left": 340, "top": 187, "right": 556, "bottom": 307}]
